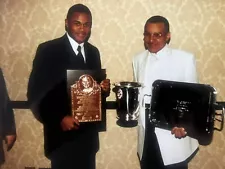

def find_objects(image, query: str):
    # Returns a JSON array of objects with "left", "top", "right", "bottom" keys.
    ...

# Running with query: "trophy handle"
[
  {"left": 214, "top": 103, "right": 224, "bottom": 131},
  {"left": 126, "top": 88, "right": 141, "bottom": 120},
  {"left": 126, "top": 88, "right": 130, "bottom": 116}
]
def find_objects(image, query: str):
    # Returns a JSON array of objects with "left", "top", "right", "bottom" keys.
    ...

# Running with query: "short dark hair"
[
  {"left": 145, "top": 15, "right": 170, "bottom": 33},
  {"left": 66, "top": 4, "right": 92, "bottom": 20}
]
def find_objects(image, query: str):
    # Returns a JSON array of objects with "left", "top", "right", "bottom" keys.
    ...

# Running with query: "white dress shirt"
[
  {"left": 66, "top": 33, "right": 86, "bottom": 62},
  {"left": 132, "top": 45, "right": 199, "bottom": 165}
]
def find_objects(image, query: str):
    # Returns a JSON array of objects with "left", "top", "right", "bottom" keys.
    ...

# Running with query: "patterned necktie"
[{"left": 77, "top": 45, "right": 85, "bottom": 64}]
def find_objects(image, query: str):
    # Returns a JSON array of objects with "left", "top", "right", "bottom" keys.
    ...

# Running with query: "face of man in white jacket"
[{"left": 143, "top": 22, "right": 170, "bottom": 53}]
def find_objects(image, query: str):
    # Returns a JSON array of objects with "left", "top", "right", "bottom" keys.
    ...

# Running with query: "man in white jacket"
[{"left": 133, "top": 15, "right": 199, "bottom": 169}]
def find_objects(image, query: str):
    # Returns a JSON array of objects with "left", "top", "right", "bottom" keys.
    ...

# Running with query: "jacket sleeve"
[
  {"left": 27, "top": 44, "right": 67, "bottom": 127},
  {"left": 0, "top": 69, "right": 16, "bottom": 137}
]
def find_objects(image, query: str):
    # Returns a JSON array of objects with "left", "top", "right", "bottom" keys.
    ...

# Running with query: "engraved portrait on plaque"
[{"left": 70, "top": 74, "right": 102, "bottom": 122}]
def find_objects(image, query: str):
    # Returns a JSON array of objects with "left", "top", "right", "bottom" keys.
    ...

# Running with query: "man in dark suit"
[
  {"left": 0, "top": 68, "right": 17, "bottom": 166},
  {"left": 27, "top": 4, "right": 110, "bottom": 169}
]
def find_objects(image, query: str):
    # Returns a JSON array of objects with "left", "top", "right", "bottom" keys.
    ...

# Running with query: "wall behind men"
[{"left": 0, "top": 0, "right": 225, "bottom": 169}]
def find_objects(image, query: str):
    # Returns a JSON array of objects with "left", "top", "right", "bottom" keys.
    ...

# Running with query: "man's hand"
[
  {"left": 171, "top": 127, "right": 187, "bottom": 138},
  {"left": 5, "top": 135, "right": 17, "bottom": 151},
  {"left": 61, "top": 115, "right": 80, "bottom": 131},
  {"left": 100, "top": 79, "right": 110, "bottom": 92}
]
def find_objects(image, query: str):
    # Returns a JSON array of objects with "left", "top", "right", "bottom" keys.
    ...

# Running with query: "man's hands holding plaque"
[
  {"left": 100, "top": 79, "right": 110, "bottom": 97},
  {"left": 100, "top": 79, "right": 110, "bottom": 92},
  {"left": 171, "top": 127, "right": 187, "bottom": 139},
  {"left": 61, "top": 115, "right": 80, "bottom": 131}
]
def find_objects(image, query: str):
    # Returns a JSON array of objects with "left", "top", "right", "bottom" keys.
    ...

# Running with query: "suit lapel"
[
  {"left": 61, "top": 35, "right": 88, "bottom": 69},
  {"left": 138, "top": 51, "right": 149, "bottom": 83},
  {"left": 84, "top": 43, "right": 96, "bottom": 70},
  {"left": 60, "top": 35, "right": 100, "bottom": 70},
  {"left": 61, "top": 35, "right": 76, "bottom": 62}
]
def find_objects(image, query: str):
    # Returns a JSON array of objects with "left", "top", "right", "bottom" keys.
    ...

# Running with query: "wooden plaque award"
[{"left": 67, "top": 70, "right": 106, "bottom": 122}]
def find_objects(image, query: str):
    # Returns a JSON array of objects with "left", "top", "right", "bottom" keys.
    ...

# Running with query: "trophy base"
[{"left": 116, "top": 119, "right": 138, "bottom": 128}]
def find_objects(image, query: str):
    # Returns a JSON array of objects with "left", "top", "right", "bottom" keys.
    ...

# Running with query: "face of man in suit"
[
  {"left": 65, "top": 12, "right": 92, "bottom": 44},
  {"left": 143, "top": 23, "right": 170, "bottom": 53}
]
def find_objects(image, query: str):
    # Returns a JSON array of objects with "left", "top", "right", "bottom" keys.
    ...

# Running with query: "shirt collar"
[
  {"left": 66, "top": 32, "right": 84, "bottom": 54},
  {"left": 148, "top": 44, "right": 169, "bottom": 59}
]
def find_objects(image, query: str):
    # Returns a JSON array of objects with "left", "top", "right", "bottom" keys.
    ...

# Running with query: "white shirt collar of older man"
[
  {"left": 66, "top": 33, "right": 86, "bottom": 62},
  {"left": 148, "top": 44, "right": 171, "bottom": 60}
]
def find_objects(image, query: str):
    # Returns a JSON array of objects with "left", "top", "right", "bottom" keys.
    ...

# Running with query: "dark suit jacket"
[
  {"left": 0, "top": 68, "right": 16, "bottom": 164},
  {"left": 27, "top": 34, "right": 102, "bottom": 158}
]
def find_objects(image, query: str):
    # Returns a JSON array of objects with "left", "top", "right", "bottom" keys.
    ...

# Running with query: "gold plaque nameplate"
[{"left": 70, "top": 74, "right": 102, "bottom": 122}]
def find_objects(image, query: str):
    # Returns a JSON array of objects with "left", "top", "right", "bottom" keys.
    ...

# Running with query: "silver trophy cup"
[{"left": 113, "top": 81, "right": 143, "bottom": 127}]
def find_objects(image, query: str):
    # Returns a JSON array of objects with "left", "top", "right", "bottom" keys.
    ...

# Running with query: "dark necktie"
[{"left": 77, "top": 45, "right": 85, "bottom": 65}]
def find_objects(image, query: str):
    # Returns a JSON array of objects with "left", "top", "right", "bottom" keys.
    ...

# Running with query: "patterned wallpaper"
[{"left": 1, "top": 0, "right": 225, "bottom": 169}]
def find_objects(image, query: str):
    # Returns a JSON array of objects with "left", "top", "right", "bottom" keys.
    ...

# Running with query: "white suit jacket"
[{"left": 132, "top": 45, "right": 199, "bottom": 165}]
